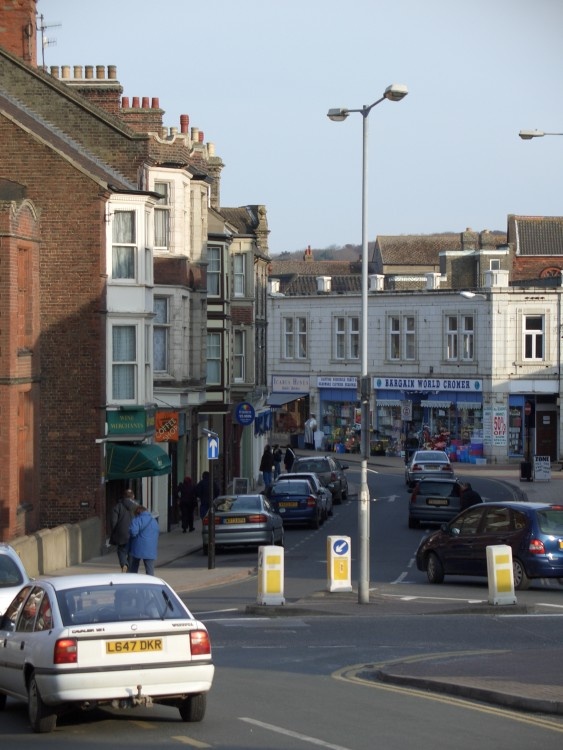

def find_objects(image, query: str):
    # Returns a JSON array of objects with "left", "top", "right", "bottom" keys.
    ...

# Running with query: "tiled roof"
[
  {"left": 278, "top": 274, "right": 361, "bottom": 296},
  {"left": 508, "top": 215, "right": 563, "bottom": 256},
  {"left": 375, "top": 232, "right": 507, "bottom": 266},
  {"left": 220, "top": 206, "right": 259, "bottom": 234},
  {"left": 270, "top": 259, "right": 362, "bottom": 276}
]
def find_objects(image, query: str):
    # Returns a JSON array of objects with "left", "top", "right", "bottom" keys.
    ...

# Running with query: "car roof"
[
  {"left": 0, "top": 543, "right": 29, "bottom": 571},
  {"left": 215, "top": 494, "right": 264, "bottom": 501},
  {"left": 417, "top": 478, "right": 460, "bottom": 484},
  {"left": 33, "top": 573, "right": 168, "bottom": 591},
  {"left": 479, "top": 501, "right": 560, "bottom": 510}
]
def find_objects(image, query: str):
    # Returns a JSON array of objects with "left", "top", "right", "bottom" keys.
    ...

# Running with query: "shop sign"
[
  {"left": 317, "top": 376, "right": 358, "bottom": 389},
  {"left": 534, "top": 456, "right": 551, "bottom": 482},
  {"left": 375, "top": 376, "right": 482, "bottom": 392},
  {"left": 401, "top": 400, "right": 412, "bottom": 421},
  {"left": 492, "top": 406, "right": 507, "bottom": 447},
  {"left": 271, "top": 375, "right": 310, "bottom": 392},
  {"left": 235, "top": 402, "right": 256, "bottom": 426},
  {"left": 155, "top": 411, "right": 179, "bottom": 442},
  {"left": 107, "top": 407, "right": 155, "bottom": 437}
]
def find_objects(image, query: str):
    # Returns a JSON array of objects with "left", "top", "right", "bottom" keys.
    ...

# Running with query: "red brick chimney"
[{"left": 0, "top": 0, "right": 38, "bottom": 65}]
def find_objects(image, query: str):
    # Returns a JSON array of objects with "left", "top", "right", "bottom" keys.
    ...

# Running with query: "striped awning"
[
  {"left": 376, "top": 399, "right": 402, "bottom": 407},
  {"left": 457, "top": 401, "right": 483, "bottom": 409},
  {"left": 420, "top": 400, "right": 452, "bottom": 409}
]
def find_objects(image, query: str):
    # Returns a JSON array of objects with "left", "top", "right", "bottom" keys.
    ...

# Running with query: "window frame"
[
  {"left": 111, "top": 210, "right": 137, "bottom": 281},
  {"left": 153, "top": 297, "right": 170, "bottom": 374},
  {"left": 387, "top": 313, "right": 416, "bottom": 362},
  {"left": 207, "top": 245, "right": 221, "bottom": 297},
  {"left": 154, "top": 181, "right": 171, "bottom": 251},
  {"left": 206, "top": 331, "right": 222, "bottom": 385},
  {"left": 233, "top": 329, "right": 246, "bottom": 382},
  {"left": 233, "top": 254, "right": 246, "bottom": 297}
]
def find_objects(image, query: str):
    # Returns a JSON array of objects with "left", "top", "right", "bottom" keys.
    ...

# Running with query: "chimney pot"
[
  {"left": 142, "top": 96, "right": 149, "bottom": 108},
  {"left": 50, "top": 66, "right": 59, "bottom": 78},
  {"left": 73, "top": 65, "right": 82, "bottom": 79},
  {"left": 180, "top": 114, "right": 189, "bottom": 133},
  {"left": 108, "top": 65, "right": 117, "bottom": 79},
  {"left": 208, "top": 142, "right": 215, "bottom": 156},
  {"left": 85, "top": 65, "right": 94, "bottom": 79},
  {"left": 198, "top": 131, "right": 204, "bottom": 142},
  {"left": 132, "top": 97, "right": 140, "bottom": 108},
  {"left": 96, "top": 65, "right": 105, "bottom": 79},
  {"left": 122, "top": 96, "right": 130, "bottom": 108},
  {"left": 191, "top": 127, "right": 199, "bottom": 141},
  {"left": 61, "top": 65, "right": 70, "bottom": 79},
  {"left": 151, "top": 97, "right": 159, "bottom": 109}
]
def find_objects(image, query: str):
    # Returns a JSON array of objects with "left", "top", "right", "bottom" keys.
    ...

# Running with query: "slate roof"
[
  {"left": 220, "top": 206, "right": 261, "bottom": 234},
  {"left": 508, "top": 215, "right": 563, "bottom": 256},
  {"left": 269, "top": 259, "right": 362, "bottom": 295}
]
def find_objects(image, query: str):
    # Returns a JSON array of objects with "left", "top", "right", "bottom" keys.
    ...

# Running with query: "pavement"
[{"left": 48, "top": 456, "right": 563, "bottom": 716}]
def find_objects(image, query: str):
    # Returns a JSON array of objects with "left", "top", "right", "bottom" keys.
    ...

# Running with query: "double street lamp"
[{"left": 327, "top": 84, "right": 408, "bottom": 604}]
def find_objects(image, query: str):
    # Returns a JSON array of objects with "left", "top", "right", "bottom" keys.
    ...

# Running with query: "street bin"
[{"left": 520, "top": 461, "right": 532, "bottom": 482}]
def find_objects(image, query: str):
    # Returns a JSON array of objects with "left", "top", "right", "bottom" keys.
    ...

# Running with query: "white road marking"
[{"left": 240, "top": 717, "right": 353, "bottom": 750}]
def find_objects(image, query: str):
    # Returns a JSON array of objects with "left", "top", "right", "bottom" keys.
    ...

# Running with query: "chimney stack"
[{"left": 0, "top": 0, "right": 38, "bottom": 65}]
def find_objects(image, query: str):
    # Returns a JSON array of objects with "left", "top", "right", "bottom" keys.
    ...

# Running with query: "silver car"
[
  {"left": 405, "top": 449, "right": 454, "bottom": 488},
  {"left": 201, "top": 494, "right": 284, "bottom": 554},
  {"left": 0, "top": 544, "right": 30, "bottom": 615}
]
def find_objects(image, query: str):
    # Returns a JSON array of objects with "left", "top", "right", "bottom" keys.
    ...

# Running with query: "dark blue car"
[
  {"left": 416, "top": 501, "right": 563, "bottom": 590},
  {"left": 269, "top": 478, "right": 324, "bottom": 529}
]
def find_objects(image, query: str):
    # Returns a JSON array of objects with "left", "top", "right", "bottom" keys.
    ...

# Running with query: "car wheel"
[
  {"left": 426, "top": 553, "right": 445, "bottom": 584},
  {"left": 513, "top": 558, "right": 531, "bottom": 590},
  {"left": 28, "top": 673, "right": 57, "bottom": 733},
  {"left": 277, "top": 527, "right": 285, "bottom": 547},
  {"left": 310, "top": 510, "right": 320, "bottom": 529},
  {"left": 0, "top": 692, "right": 6, "bottom": 711},
  {"left": 408, "top": 516, "right": 419, "bottom": 529},
  {"left": 179, "top": 693, "right": 207, "bottom": 722}
]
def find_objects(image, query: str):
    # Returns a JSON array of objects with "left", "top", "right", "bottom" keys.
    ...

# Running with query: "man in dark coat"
[
  {"left": 177, "top": 476, "right": 197, "bottom": 532},
  {"left": 109, "top": 489, "right": 138, "bottom": 572},
  {"left": 284, "top": 444, "right": 296, "bottom": 472},
  {"left": 460, "top": 482, "right": 483, "bottom": 511},
  {"left": 196, "top": 471, "right": 220, "bottom": 519}
]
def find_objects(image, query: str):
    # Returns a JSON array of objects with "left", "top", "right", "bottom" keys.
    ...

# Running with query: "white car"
[
  {"left": 405, "top": 449, "right": 454, "bottom": 488},
  {"left": 0, "top": 543, "right": 31, "bottom": 615},
  {"left": 0, "top": 573, "right": 214, "bottom": 733}
]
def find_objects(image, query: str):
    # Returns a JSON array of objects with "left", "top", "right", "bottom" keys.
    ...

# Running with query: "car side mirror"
[{"left": 0, "top": 615, "right": 15, "bottom": 632}]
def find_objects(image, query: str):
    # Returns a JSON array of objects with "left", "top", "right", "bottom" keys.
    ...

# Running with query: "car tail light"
[
  {"left": 247, "top": 514, "right": 267, "bottom": 523},
  {"left": 190, "top": 630, "right": 211, "bottom": 656},
  {"left": 330, "top": 472, "right": 337, "bottom": 481},
  {"left": 54, "top": 638, "right": 78, "bottom": 664},
  {"left": 529, "top": 538, "right": 546, "bottom": 555},
  {"left": 202, "top": 516, "right": 220, "bottom": 526},
  {"left": 306, "top": 495, "right": 316, "bottom": 507},
  {"left": 412, "top": 463, "right": 422, "bottom": 471},
  {"left": 441, "top": 465, "right": 453, "bottom": 472}
]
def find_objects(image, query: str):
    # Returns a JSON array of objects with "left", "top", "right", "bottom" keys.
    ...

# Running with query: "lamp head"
[
  {"left": 519, "top": 129, "right": 544, "bottom": 140},
  {"left": 327, "top": 108, "right": 349, "bottom": 122},
  {"left": 384, "top": 83, "right": 408, "bottom": 102}
]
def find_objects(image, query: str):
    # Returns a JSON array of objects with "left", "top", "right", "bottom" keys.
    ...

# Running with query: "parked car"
[
  {"left": 269, "top": 477, "right": 325, "bottom": 528},
  {"left": 416, "top": 501, "right": 563, "bottom": 590},
  {"left": 408, "top": 478, "right": 466, "bottom": 528},
  {"left": 290, "top": 456, "right": 349, "bottom": 503},
  {"left": 0, "top": 573, "right": 214, "bottom": 733},
  {"left": 405, "top": 449, "right": 454, "bottom": 488},
  {"left": 0, "top": 544, "right": 30, "bottom": 615},
  {"left": 201, "top": 494, "right": 283, "bottom": 554},
  {"left": 267, "top": 472, "right": 333, "bottom": 520}
]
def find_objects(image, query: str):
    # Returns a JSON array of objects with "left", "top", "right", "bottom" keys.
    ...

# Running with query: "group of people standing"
[
  {"left": 176, "top": 472, "right": 220, "bottom": 533},
  {"left": 259, "top": 443, "right": 296, "bottom": 488}
]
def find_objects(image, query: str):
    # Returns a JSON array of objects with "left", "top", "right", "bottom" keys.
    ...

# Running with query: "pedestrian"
[
  {"left": 109, "top": 488, "right": 138, "bottom": 573},
  {"left": 177, "top": 476, "right": 197, "bottom": 532},
  {"left": 284, "top": 443, "right": 296, "bottom": 472},
  {"left": 304, "top": 414, "right": 317, "bottom": 450},
  {"left": 196, "top": 470, "right": 220, "bottom": 519},
  {"left": 259, "top": 445, "right": 274, "bottom": 489},
  {"left": 459, "top": 481, "right": 483, "bottom": 511},
  {"left": 128, "top": 504, "right": 160, "bottom": 576},
  {"left": 273, "top": 444, "right": 283, "bottom": 480}
]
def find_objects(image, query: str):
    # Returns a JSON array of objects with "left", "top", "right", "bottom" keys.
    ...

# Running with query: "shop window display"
[{"left": 321, "top": 401, "right": 360, "bottom": 453}]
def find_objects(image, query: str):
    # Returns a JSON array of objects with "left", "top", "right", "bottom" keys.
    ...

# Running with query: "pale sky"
[{"left": 40, "top": 0, "right": 563, "bottom": 256}]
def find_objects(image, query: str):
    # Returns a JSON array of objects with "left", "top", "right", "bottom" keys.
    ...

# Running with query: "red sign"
[{"left": 155, "top": 411, "right": 179, "bottom": 442}]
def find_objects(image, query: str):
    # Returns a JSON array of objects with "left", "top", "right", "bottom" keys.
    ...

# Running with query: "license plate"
[
  {"left": 224, "top": 517, "right": 246, "bottom": 524},
  {"left": 427, "top": 497, "right": 448, "bottom": 506},
  {"left": 106, "top": 638, "right": 163, "bottom": 654},
  {"left": 279, "top": 501, "right": 298, "bottom": 508},
  {"left": 559, "top": 540, "right": 563, "bottom": 550}
]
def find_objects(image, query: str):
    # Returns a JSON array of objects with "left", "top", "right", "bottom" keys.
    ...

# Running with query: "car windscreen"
[
  {"left": 56, "top": 583, "right": 190, "bottom": 626},
  {"left": 215, "top": 496, "right": 261, "bottom": 512},
  {"left": 271, "top": 481, "right": 310, "bottom": 497},
  {"left": 419, "top": 482, "right": 457, "bottom": 497},
  {"left": 0, "top": 555, "right": 25, "bottom": 588},
  {"left": 536, "top": 508, "right": 563, "bottom": 534},
  {"left": 294, "top": 461, "right": 326, "bottom": 473},
  {"left": 416, "top": 452, "right": 446, "bottom": 462}
]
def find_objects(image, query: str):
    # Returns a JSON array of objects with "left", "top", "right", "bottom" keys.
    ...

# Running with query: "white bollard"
[
  {"left": 486, "top": 544, "right": 517, "bottom": 605},
  {"left": 327, "top": 536, "right": 353, "bottom": 592},
  {"left": 257, "top": 545, "right": 285, "bottom": 605}
]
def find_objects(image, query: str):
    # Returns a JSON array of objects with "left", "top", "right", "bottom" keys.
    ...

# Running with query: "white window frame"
[
  {"left": 282, "top": 316, "right": 308, "bottom": 360},
  {"left": 388, "top": 314, "right": 416, "bottom": 361},
  {"left": 111, "top": 324, "right": 137, "bottom": 401},
  {"left": 153, "top": 297, "right": 170, "bottom": 373},
  {"left": 446, "top": 313, "right": 474, "bottom": 362},
  {"left": 334, "top": 315, "right": 359, "bottom": 360},
  {"left": 154, "top": 181, "right": 171, "bottom": 251},
  {"left": 233, "top": 254, "right": 246, "bottom": 297},
  {"left": 207, "top": 332, "right": 222, "bottom": 385},
  {"left": 207, "top": 246, "right": 221, "bottom": 297},
  {"left": 523, "top": 315, "right": 544, "bottom": 361},
  {"left": 111, "top": 210, "right": 137, "bottom": 280},
  {"left": 233, "top": 329, "right": 246, "bottom": 382}
]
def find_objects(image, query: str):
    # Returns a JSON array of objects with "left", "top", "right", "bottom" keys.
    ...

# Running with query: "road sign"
[
  {"left": 207, "top": 436, "right": 219, "bottom": 460},
  {"left": 401, "top": 400, "right": 412, "bottom": 421}
]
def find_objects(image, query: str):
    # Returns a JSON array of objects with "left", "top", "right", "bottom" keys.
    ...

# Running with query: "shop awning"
[
  {"left": 105, "top": 443, "right": 171, "bottom": 480},
  {"left": 420, "top": 400, "right": 452, "bottom": 409},
  {"left": 377, "top": 399, "right": 402, "bottom": 407},
  {"left": 266, "top": 392, "right": 308, "bottom": 407},
  {"left": 457, "top": 401, "right": 482, "bottom": 409}
]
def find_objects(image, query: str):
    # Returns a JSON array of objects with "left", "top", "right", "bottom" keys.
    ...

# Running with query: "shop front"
[
  {"left": 267, "top": 375, "right": 311, "bottom": 448},
  {"left": 373, "top": 376, "right": 484, "bottom": 462},
  {"left": 317, "top": 376, "right": 360, "bottom": 453}
]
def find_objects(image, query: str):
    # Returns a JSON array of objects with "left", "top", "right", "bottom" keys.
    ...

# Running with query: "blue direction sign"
[
  {"left": 332, "top": 538, "right": 349, "bottom": 556},
  {"left": 208, "top": 436, "right": 219, "bottom": 460}
]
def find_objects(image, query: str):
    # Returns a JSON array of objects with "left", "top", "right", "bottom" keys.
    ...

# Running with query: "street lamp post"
[{"left": 327, "top": 84, "right": 408, "bottom": 604}]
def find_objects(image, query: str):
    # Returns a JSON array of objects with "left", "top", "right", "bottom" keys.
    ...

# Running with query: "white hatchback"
[{"left": 0, "top": 573, "right": 214, "bottom": 733}]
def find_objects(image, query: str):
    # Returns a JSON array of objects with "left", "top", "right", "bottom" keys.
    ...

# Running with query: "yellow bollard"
[
  {"left": 257, "top": 545, "right": 285, "bottom": 605},
  {"left": 327, "top": 536, "right": 353, "bottom": 592},
  {"left": 486, "top": 544, "right": 517, "bottom": 605}
]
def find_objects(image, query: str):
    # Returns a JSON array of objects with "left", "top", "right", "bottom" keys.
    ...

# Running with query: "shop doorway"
[{"left": 535, "top": 409, "right": 557, "bottom": 461}]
